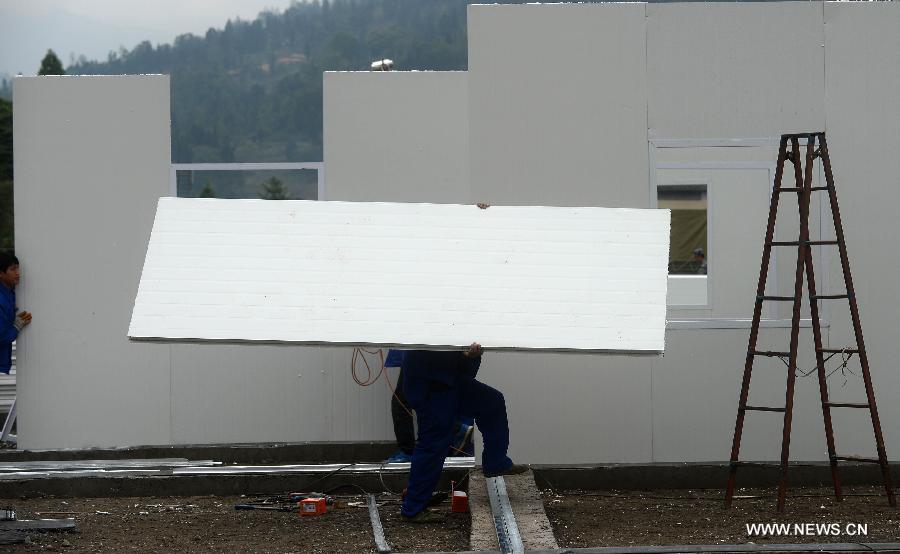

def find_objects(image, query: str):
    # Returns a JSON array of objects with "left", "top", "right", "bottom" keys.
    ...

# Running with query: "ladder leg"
[
  {"left": 777, "top": 137, "right": 807, "bottom": 513},
  {"left": 725, "top": 136, "right": 790, "bottom": 508},
  {"left": 802, "top": 135, "right": 842, "bottom": 502},
  {"left": 819, "top": 136, "right": 896, "bottom": 507}
]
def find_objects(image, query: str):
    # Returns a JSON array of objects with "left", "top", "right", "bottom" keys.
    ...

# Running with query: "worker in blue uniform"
[
  {"left": 400, "top": 342, "right": 527, "bottom": 523},
  {"left": 0, "top": 252, "right": 31, "bottom": 376},
  {"left": 384, "top": 348, "right": 475, "bottom": 464}
]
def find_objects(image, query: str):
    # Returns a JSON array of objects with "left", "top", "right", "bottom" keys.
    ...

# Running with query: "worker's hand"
[
  {"left": 14, "top": 311, "right": 32, "bottom": 331},
  {"left": 463, "top": 342, "right": 483, "bottom": 358},
  {"left": 476, "top": 203, "right": 490, "bottom": 210}
]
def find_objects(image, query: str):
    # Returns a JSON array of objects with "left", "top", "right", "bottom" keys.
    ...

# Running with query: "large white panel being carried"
[{"left": 130, "top": 199, "right": 670, "bottom": 353}]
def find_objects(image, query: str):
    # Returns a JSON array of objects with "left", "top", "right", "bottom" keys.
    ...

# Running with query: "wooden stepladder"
[{"left": 724, "top": 132, "right": 895, "bottom": 512}]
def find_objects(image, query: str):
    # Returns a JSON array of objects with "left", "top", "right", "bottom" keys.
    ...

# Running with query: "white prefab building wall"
[{"left": 13, "top": 2, "right": 900, "bottom": 464}]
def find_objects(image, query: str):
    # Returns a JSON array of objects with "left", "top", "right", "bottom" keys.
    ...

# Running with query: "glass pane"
[
  {"left": 658, "top": 184, "right": 707, "bottom": 275},
  {"left": 176, "top": 169, "right": 318, "bottom": 200}
]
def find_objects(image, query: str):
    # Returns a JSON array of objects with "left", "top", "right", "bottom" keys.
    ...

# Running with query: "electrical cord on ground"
[
  {"left": 324, "top": 482, "right": 370, "bottom": 496},
  {"left": 377, "top": 461, "right": 399, "bottom": 496},
  {"left": 296, "top": 463, "right": 355, "bottom": 493}
]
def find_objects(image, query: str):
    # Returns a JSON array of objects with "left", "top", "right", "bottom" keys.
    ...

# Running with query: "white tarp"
[{"left": 129, "top": 198, "right": 670, "bottom": 353}]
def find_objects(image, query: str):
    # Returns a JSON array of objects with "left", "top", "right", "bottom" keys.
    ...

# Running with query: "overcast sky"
[{"left": 0, "top": 0, "right": 297, "bottom": 77}]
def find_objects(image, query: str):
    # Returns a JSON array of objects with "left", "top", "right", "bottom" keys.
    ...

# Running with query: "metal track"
[
  {"left": 366, "top": 494, "right": 391, "bottom": 554},
  {"left": 485, "top": 476, "right": 523, "bottom": 554},
  {"left": 0, "top": 457, "right": 475, "bottom": 480}
]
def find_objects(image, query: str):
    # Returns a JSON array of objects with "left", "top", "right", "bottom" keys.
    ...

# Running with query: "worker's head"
[
  {"left": 692, "top": 248, "right": 705, "bottom": 262},
  {"left": 0, "top": 251, "right": 20, "bottom": 289}
]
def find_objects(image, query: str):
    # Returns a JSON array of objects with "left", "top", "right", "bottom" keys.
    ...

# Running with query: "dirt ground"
[
  {"left": 2, "top": 486, "right": 898, "bottom": 552},
  {"left": 544, "top": 485, "right": 900, "bottom": 547},
  {"left": 0, "top": 493, "right": 469, "bottom": 553}
]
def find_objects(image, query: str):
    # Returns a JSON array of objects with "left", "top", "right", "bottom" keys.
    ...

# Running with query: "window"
[{"left": 658, "top": 184, "right": 707, "bottom": 276}]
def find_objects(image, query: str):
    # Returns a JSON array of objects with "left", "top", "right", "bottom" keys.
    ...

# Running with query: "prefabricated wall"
[
  {"left": 15, "top": 2, "right": 900, "bottom": 462},
  {"left": 13, "top": 76, "right": 173, "bottom": 448},
  {"left": 13, "top": 76, "right": 395, "bottom": 449},
  {"left": 324, "top": 2, "right": 900, "bottom": 464},
  {"left": 323, "top": 71, "right": 470, "bottom": 203}
]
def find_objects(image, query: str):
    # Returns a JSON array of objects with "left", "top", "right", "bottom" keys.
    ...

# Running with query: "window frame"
[{"left": 648, "top": 138, "right": 828, "bottom": 329}]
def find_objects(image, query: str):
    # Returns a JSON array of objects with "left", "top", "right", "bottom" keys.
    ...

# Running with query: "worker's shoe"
[
  {"left": 450, "top": 423, "right": 474, "bottom": 456},
  {"left": 384, "top": 450, "right": 412, "bottom": 464},
  {"left": 402, "top": 509, "right": 444, "bottom": 524},
  {"left": 483, "top": 463, "right": 529, "bottom": 478},
  {"left": 427, "top": 491, "right": 448, "bottom": 507}
]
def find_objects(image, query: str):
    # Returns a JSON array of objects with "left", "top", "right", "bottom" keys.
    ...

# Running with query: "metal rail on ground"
[
  {"left": 366, "top": 494, "right": 391, "bottom": 554},
  {"left": 486, "top": 475, "right": 524, "bottom": 554}
]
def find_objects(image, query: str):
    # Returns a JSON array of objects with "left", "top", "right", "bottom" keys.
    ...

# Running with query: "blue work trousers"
[{"left": 401, "top": 377, "right": 512, "bottom": 517}]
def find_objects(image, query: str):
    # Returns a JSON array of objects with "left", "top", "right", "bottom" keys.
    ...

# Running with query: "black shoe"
[
  {"left": 401, "top": 509, "right": 444, "bottom": 524},
  {"left": 483, "top": 463, "right": 529, "bottom": 478},
  {"left": 427, "top": 491, "right": 448, "bottom": 507}
]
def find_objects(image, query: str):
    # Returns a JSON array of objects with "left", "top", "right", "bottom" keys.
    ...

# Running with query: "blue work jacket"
[
  {"left": 0, "top": 285, "right": 17, "bottom": 374},
  {"left": 400, "top": 350, "right": 481, "bottom": 406}
]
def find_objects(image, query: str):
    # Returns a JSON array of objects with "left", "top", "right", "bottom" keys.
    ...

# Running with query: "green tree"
[
  {"left": 259, "top": 176, "right": 290, "bottom": 200},
  {"left": 38, "top": 49, "right": 66, "bottom": 75},
  {"left": 0, "top": 98, "right": 11, "bottom": 180},
  {"left": 0, "top": 98, "right": 12, "bottom": 249},
  {"left": 199, "top": 182, "right": 216, "bottom": 198}
]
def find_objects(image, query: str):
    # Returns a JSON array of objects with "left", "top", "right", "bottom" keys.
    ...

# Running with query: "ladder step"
[
  {"left": 768, "top": 240, "right": 839, "bottom": 246},
  {"left": 775, "top": 186, "right": 829, "bottom": 192},
  {"left": 826, "top": 402, "right": 870, "bottom": 409},
  {"left": 758, "top": 295, "right": 797, "bottom": 302},
  {"left": 811, "top": 294, "right": 850, "bottom": 300},
  {"left": 742, "top": 405, "right": 786, "bottom": 413},
  {"left": 833, "top": 455, "right": 881, "bottom": 464},
  {"left": 817, "top": 348, "right": 860, "bottom": 354},
  {"left": 750, "top": 350, "right": 791, "bottom": 357}
]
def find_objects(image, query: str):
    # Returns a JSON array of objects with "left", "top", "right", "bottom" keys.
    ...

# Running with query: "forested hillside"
[
  {"left": 0, "top": 98, "right": 12, "bottom": 249},
  {"left": 68, "top": 0, "right": 481, "bottom": 165}
]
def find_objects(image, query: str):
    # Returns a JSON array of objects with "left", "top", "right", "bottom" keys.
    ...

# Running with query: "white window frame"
[
  {"left": 649, "top": 138, "right": 828, "bottom": 330},
  {"left": 170, "top": 162, "right": 325, "bottom": 200}
]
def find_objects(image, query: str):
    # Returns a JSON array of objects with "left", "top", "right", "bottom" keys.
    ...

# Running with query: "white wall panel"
[
  {"left": 130, "top": 199, "right": 670, "bottom": 353},
  {"left": 823, "top": 2, "right": 900, "bottom": 458},
  {"left": 647, "top": 2, "right": 825, "bottom": 139},
  {"left": 467, "top": 3, "right": 649, "bottom": 208},
  {"left": 323, "top": 71, "right": 469, "bottom": 203},
  {"left": 13, "top": 76, "right": 172, "bottom": 449},
  {"left": 487, "top": 351, "right": 652, "bottom": 464},
  {"left": 653, "top": 328, "right": 832, "bottom": 462}
]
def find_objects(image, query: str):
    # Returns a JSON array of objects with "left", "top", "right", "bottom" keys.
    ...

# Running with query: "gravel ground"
[
  {"left": 544, "top": 485, "right": 900, "bottom": 548},
  {"left": 0, "top": 494, "right": 469, "bottom": 553},
  {"left": 2, "top": 485, "right": 898, "bottom": 552}
]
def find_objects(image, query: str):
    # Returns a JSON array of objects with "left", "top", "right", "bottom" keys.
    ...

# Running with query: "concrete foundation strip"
[
  {"left": 486, "top": 476, "right": 524, "bottom": 554},
  {"left": 366, "top": 494, "right": 392, "bottom": 554}
]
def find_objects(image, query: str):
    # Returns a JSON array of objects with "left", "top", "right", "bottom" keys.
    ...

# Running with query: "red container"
[
  {"left": 299, "top": 497, "right": 327, "bottom": 516},
  {"left": 451, "top": 491, "right": 468, "bottom": 513}
]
